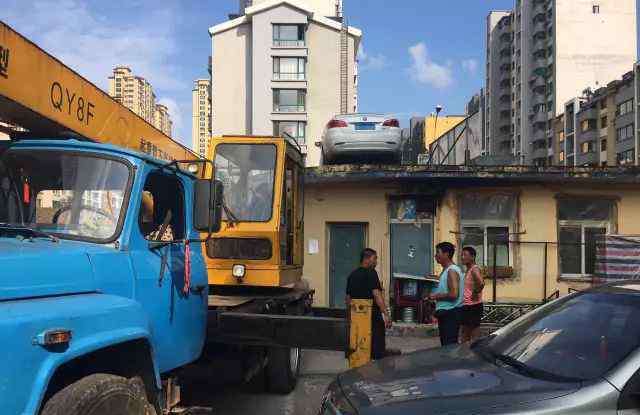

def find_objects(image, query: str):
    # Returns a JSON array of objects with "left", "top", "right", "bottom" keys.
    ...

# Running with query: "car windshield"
[
  {"left": 0, "top": 149, "right": 130, "bottom": 241},
  {"left": 214, "top": 144, "right": 276, "bottom": 222},
  {"left": 481, "top": 287, "right": 640, "bottom": 381}
]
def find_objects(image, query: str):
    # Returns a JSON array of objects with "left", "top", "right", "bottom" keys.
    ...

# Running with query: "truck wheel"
[
  {"left": 41, "top": 374, "right": 155, "bottom": 415},
  {"left": 266, "top": 346, "right": 300, "bottom": 394}
]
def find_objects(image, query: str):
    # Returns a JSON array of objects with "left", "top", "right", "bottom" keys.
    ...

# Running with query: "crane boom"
[{"left": 0, "top": 20, "right": 197, "bottom": 162}]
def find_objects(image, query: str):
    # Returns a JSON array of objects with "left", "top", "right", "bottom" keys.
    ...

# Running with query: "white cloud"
[
  {"left": 0, "top": 0, "right": 191, "bottom": 144},
  {"left": 462, "top": 59, "right": 479, "bottom": 75},
  {"left": 407, "top": 42, "right": 453, "bottom": 89},
  {"left": 357, "top": 45, "right": 388, "bottom": 71}
]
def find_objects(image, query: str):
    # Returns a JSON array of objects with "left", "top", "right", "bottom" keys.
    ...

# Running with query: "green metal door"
[{"left": 329, "top": 223, "right": 366, "bottom": 308}]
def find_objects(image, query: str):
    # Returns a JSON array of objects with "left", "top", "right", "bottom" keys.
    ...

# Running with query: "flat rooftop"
[{"left": 306, "top": 164, "right": 640, "bottom": 185}]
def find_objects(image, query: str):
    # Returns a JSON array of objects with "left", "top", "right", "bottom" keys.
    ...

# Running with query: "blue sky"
[{"left": 1, "top": 1, "right": 636, "bottom": 147}]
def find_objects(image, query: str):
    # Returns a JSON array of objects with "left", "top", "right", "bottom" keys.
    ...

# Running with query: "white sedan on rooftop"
[{"left": 320, "top": 113, "right": 402, "bottom": 165}]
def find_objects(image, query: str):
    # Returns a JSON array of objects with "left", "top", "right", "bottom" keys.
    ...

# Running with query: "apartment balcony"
[
  {"left": 530, "top": 75, "right": 545, "bottom": 89},
  {"left": 530, "top": 144, "right": 548, "bottom": 160},
  {"left": 500, "top": 78, "right": 511, "bottom": 88},
  {"left": 499, "top": 53, "right": 511, "bottom": 64},
  {"left": 500, "top": 31, "right": 512, "bottom": 43},
  {"left": 500, "top": 62, "right": 512, "bottom": 73},
  {"left": 500, "top": 109, "right": 511, "bottom": 119},
  {"left": 532, "top": 58, "right": 547, "bottom": 73},
  {"left": 530, "top": 111, "right": 547, "bottom": 124},
  {"left": 533, "top": 38, "right": 547, "bottom": 55},
  {"left": 576, "top": 151, "right": 598, "bottom": 166},
  {"left": 533, "top": 2, "right": 547, "bottom": 19},
  {"left": 499, "top": 124, "right": 511, "bottom": 134},
  {"left": 533, "top": 21, "right": 547, "bottom": 37},
  {"left": 531, "top": 93, "right": 546, "bottom": 106}
]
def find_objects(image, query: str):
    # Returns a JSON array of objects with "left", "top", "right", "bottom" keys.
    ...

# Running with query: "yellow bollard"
[{"left": 348, "top": 299, "right": 373, "bottom": 369}]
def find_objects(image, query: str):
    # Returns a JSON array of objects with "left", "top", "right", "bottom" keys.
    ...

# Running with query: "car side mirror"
[{"left": 194, "top": 179, "right": 223, "bottom": 236}]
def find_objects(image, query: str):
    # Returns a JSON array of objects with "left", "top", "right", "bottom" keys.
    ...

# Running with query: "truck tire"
[
  {"left": 40, "top": 374, "right": 156, "bottom": 415},
  {"left": 266, "top": 346, "right": 300, "bottom": 394}
]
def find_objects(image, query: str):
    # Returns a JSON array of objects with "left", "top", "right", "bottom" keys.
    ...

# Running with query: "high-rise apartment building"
[
  {"left": 108, "top": 66, "right": 173, "bottom": 137},
  {"left": 192, "top": 79, "right": 212, "bottom": 157},
  {"left": 209, "top": 0, "right": 361, "bottom": 166},
  {"left": 485, "top": 0, "right": 637, "bottom": 165},
  {"left": 555, "top": 67, "right": 640, "bottom": 167},
  {"left": 153, "top": 103, "right": 172, "bottom": 137}
]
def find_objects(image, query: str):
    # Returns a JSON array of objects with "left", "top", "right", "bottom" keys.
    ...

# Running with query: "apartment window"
[
  {"left": 459, "top": 193, "right": 516, "bottom": 270},
  {"left": 592, "top": 4, "right": 600, "bottom": 14},
  {"left": 600, "top": 99, "right": 608, "bottom": 109},
  {"left": 558, "top": 198, "right": 614, "bottom": 276},
  {"left": 559, "top": 151, "right": 565, "bottom": 162},
  {"left": 600, "top": 116, "right": 608, "bottom": 129},
  {"left": 580, "top": 119, "right": 596, "bottom": 132},
  {"left": 616, "top": 124, "right": 634, "bottom": 142},
  {"left": 273, "top": 121, "right": 306, "bottom": 144},
  {"left": 616, "top": 99, "right": 634, "bottom": 116},
  {"left": 581, "top": 141, "right": 594, "bottom": 154},
  {"left": 273, "top": 57, "right": 306, "bottom": 80},
  {"left": 601, "top": 139, "right": 607, "bottom": 152},
  {"left": 273, "top": 89, "right": 305, "bottom": 113},
  {"left": 617, "top": 149, "right": 635, "bottom": 165},
  {"left": 273, "top": 24, "right": 305, "bottom": 47},
  {"left": 558, "top": 131, "right": 565, "bottom": 142}
]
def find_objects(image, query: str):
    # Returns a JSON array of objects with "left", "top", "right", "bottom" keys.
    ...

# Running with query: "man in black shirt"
[{"left": 346, "top": 248, "right": 392, "bottom": 360}]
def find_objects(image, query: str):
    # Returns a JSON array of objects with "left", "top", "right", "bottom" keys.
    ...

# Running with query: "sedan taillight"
[
  {"left": 327, "top": 119, "right": 348, "bottom": 129},
  {"left": 382, "top": 119, "right": 400, "bottom": 128}
]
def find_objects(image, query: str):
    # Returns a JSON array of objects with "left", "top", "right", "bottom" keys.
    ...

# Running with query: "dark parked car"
[{"left": 320, "top": 281, "right": 640, "bottom": 414}]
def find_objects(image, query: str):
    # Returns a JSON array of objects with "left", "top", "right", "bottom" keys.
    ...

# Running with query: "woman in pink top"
[{"left": 460, "top": 246, "right": 485, "bottom": 343}]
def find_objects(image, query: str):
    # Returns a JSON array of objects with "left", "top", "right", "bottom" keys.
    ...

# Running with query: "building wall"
[
  {"left": 211, "top": 24, "right": 252, "bottom": 136},
  {"left": 555, "top": 0, "right": 637, "bottom": 119},
  {"left": 303, "top": 180, "right": 640, "bottom": 307},
  {"left": 304, "top": 183, "right": 393, "bottom": 305}
]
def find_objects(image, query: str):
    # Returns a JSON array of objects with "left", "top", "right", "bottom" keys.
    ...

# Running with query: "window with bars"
[
  {"left": 273, "top": 24, "right": 305, "bottom": 47},
  {"left": 273, "top": 57, "right": 306, "bottom": 80},
  {"left": 616, "top": 124, "right": 634, "bottom": 142},
  {"left": 616, "top": 99, "right": 634, "bottom": 116},
  {"left": 273, "top": 89, "right": 306, "bottom": 113},
  {"left": 459, "top": 193, "right": 516, "bottom": 268},
  {"left": 558, "top": 198, "right": 614, "bottom": 276},
  {"left": 617, "top": 149, "right": 635, "bottom": 165},
  {"left": 273, "top": 121, "right": 306, "bottom": 144}
]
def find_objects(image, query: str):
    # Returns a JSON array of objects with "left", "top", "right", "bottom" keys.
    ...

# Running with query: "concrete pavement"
[{"left": 181, "top": 336, "right": 440, "bottom": 414}]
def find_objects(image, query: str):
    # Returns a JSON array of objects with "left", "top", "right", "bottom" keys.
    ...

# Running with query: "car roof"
[
  {"left": 588, "top": 280, "right": 640, "bottom": 296},
  {"left": 334, "top": 113, "right": 389, "bottom": 120}
]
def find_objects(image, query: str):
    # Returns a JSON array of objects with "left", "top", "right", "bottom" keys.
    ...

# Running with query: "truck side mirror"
[{"left": 194, "top": 179, "right": 223, "bottom": 236}]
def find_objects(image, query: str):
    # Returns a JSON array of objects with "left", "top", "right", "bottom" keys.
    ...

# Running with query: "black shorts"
[{"left": 461, "top": 303, "right": 483, "bottom": 328}]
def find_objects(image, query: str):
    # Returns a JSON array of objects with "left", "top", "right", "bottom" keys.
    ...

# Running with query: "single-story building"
[{"left": 302, "top": 164, "right": 640, "bottom": 317}]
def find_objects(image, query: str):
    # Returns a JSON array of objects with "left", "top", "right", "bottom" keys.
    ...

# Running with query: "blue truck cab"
[{"left": 0, "top": 139, "right": 222, "bottom": 415}]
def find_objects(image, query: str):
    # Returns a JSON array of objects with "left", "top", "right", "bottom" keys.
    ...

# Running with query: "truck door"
[{"left": 130, "top": 167, "right": 207, "bottom": 372}]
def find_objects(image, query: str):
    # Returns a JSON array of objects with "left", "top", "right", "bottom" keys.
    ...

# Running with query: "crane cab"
[{"left": 205, "top": 136, "right": 305, "bottom": 288}]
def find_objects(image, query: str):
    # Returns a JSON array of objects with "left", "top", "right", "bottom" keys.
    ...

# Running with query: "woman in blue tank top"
[{"left": 428, "top": 242, "right": 465, "bottom": 346}]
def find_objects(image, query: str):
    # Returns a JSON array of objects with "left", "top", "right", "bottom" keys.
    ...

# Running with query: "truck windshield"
[
  {"left": 480, "top": 287, "right": 640, "bottom": 381},
  {"left": 214, "top": 144, "right": 276, "bottom": 222},
  {"left": 0, "top": 149, "right": 130, "bottom": 241}
]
